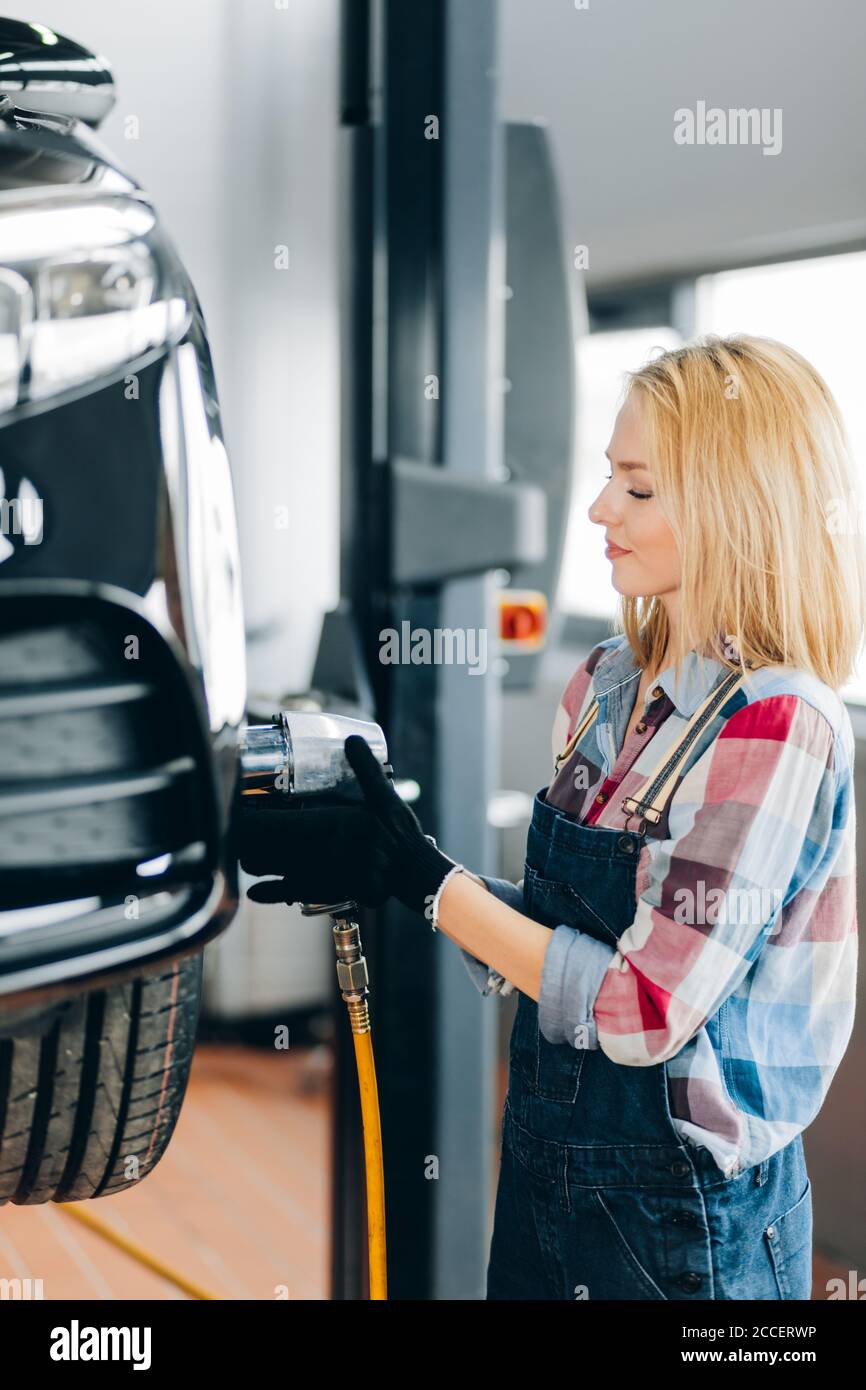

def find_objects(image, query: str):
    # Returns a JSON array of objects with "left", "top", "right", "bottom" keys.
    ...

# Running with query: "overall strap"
[
  {"left": 621, "top": 666, "right": 758, "bottom": 828},
  {"left": 553, "top": 661, "right": 761, "bottom": 825},
  {"left": 553, "top": 693, "right": 601, "bottom": 773}
]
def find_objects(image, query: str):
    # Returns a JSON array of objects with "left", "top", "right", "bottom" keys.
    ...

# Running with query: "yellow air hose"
[
  {"left": 59, "top": 1202, "right": 217, "bottom": 1300},
  {"left": 331, "top": 911, "right": 387, "bottom": 1300}
]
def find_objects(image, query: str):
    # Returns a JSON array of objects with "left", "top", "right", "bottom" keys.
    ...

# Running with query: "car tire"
[{"left": 0, "top": 952, "right": 202, "bottom": 1205}]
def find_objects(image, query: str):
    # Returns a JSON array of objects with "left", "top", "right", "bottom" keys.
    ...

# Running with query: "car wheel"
[{"left": 0, "top": 952, "right": 202, "bottom": 1205}]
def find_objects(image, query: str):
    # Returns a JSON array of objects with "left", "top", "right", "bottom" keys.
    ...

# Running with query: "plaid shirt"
[{"left": 462, "top": 635, "right": 858, "bottom": 1176}]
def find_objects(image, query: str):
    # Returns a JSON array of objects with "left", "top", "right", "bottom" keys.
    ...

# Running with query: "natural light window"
[
  {"left": 695, "top": 252, "right": 866, "bottom": 703},
  {"left": 557, "top": 326, "right": 681, "bottom": 618}
]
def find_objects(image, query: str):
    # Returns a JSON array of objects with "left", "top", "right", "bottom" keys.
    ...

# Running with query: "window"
[
  {"left": 556, "top": 326, "right": 682, "bottom": 619},
  {"left": 695, "top": 251, "right": 866, "bottom": 703}
]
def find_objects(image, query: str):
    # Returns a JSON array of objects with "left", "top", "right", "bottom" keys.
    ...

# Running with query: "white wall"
[
  {"left": 501, "top": 0, "right": 866, "bottom": 286},
  {"left": 35, "top": 0, "right": 342, "bottom": 699},
  {"left": 33, "top": 1, "right": 233, "bottom": 353}
]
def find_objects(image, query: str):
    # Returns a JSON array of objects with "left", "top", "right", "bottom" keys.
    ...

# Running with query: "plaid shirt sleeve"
[{"left": 538, "top": 695, "right": 843, "bottom": 1065}]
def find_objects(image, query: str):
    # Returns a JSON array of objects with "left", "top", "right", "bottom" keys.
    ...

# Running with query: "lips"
[{"left": 605, "top": 542, "right": 632, "bottom": 557}]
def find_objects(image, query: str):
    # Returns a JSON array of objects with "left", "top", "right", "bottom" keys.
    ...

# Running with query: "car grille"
[{"left": 0, "top": 595, "right": 215, "bottom": 910}]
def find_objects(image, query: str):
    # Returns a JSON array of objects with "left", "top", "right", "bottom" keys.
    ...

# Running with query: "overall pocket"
[
  {"left": 507, "top": 988, "right": 540, "bottom": 1089},
  {"left": 506, "top": 985, "right": 587, "bottom": 1105},
  {"left": 557, "top": 1179, "right": 691, "bottom": 1301},
  {"left": 517, "top": 865, "right": 622, "bottom": 1104},
  {"left": 522, "top": 864, "right": 622, "bottom": 948},
  {"left": 764, "top": 1179, "right": 813, "bottom": 1300}
]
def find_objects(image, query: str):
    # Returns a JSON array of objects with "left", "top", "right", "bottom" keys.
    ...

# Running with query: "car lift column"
[{"left": 336, "top": 0, "right": 544, "bottom": 1299}]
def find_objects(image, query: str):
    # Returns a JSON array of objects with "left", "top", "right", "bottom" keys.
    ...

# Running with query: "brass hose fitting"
[{"left": 331, "top": 914, "right": 371, "bottom": 1033}]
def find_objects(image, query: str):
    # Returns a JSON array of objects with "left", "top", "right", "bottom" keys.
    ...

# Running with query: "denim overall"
[{"left": 486, "top": 673, "right": 813, "bottom": 1301}]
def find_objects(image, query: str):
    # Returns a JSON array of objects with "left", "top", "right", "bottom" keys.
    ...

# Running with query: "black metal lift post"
[{"left": 334, "top": 0, "right": 545, "bottom": 1299}]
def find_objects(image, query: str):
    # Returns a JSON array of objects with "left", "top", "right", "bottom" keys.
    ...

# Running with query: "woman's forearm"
[{"left": 433, "top": 870, "right": 552, "bottom": 1000}]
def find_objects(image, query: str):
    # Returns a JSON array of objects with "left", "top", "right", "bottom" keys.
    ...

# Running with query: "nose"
[{"left": 588, "top": 480, "right": 618, "bottom": 528}]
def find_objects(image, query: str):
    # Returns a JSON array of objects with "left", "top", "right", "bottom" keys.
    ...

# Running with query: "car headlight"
[{"left": 0, "top": 195, "right": 190, "bottom": 412}]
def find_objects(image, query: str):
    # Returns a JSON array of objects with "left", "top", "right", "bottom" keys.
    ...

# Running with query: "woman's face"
[{"left": 588, "top": 390, "right": 681, "bottom": 602}]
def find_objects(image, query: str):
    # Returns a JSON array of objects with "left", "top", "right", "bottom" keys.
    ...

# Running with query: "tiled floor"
[
  {"left": 0, "top": 1042, "right": 851, "bottom": 1300},
  {"left": 0, "top": 1043, "right": 331, "bottom": 1301}
]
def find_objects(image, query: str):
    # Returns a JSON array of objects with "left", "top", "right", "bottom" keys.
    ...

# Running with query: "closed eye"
[{"left": 604, "top": 472, "right": 653, "bottom": 500}]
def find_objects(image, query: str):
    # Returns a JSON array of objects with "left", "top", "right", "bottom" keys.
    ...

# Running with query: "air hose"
[
  {"left": 303, "top": 900, "right": 387, "bottom": 1300},
  {"left": 59, "top": 1203, "right": 217, "bottom": 1299}
]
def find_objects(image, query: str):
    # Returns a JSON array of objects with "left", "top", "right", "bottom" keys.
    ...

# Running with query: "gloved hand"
[
  {"left": 343, "top": 734, "right": 461, "bottom": 919},
  {"left": 239, "top": 802, "right": 393, "bottom": 906}
]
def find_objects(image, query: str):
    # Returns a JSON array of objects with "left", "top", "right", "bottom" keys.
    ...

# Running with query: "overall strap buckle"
[
  {"left": 620, "top": 665, "right": 759, "bottom": 827},
  {"left": 620, "top": 806, "right": 648, "bottom": 835},
  {"left": 620, "top": 800, "right": 656, "bottom": 833}
]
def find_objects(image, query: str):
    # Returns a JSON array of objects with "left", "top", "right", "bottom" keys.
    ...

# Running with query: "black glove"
[
  {"left": 343, "top": 735, "right": 460, "bottom": 919},
  {"left": 239, "top": 802, "right": 393, "bottom": 906}
]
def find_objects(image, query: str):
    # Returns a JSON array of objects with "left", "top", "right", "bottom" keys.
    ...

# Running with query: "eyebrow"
[{"left": 605, "top": 450, "right": 651, "bottom": 472}]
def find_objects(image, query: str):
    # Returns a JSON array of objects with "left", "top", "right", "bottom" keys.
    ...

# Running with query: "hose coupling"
[{"left": 332, "top": 916, "right": 371, "bottom": 1034}]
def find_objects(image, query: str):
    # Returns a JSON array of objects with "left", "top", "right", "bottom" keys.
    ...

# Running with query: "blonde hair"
[{"left": 615, "top": 333, "right": 866, "bottom": 693}]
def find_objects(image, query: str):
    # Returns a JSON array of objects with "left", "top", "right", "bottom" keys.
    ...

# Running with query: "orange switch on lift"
[{"left": 498, "top": 590, "right": 548, "bottom": 649}]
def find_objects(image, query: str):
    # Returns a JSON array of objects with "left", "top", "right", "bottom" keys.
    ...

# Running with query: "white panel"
[
  {"left": 501, "top": 0, "right": 866, "bottom": 287},
  {"left": 35, "top": 0, "right": 234, "bottom": 371}
]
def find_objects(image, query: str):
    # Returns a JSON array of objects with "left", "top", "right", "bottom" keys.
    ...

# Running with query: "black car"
[{"left": 0, "top": 20, "right": 245, "bottom": 1203}]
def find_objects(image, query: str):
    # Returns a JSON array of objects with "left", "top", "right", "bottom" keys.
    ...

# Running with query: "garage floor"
[
  {"left": 0, "top": 1043, "right": 330, "bottom": 1300},
  {"left": 0, "top": 1042, "right": 849, "bottom": 1299}
]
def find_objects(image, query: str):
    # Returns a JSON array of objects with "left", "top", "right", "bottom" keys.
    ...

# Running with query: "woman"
[{"left": 244, "top": 334, "right": 865, "bottom": 1300}]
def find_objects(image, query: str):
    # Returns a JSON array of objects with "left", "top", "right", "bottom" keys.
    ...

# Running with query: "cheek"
[{"left": 637, "top": 510, "right": 679, "bottom": 571}]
